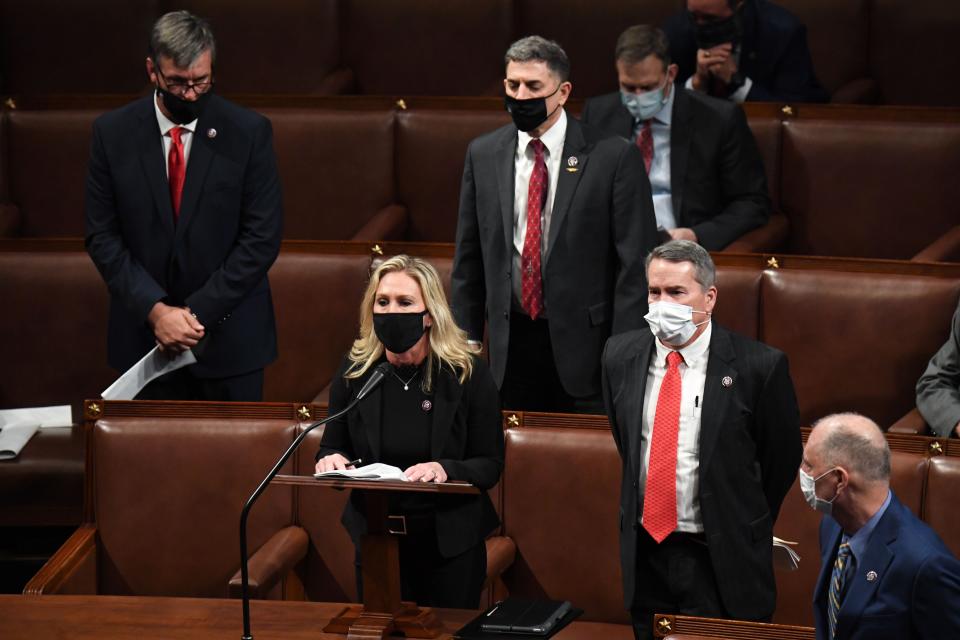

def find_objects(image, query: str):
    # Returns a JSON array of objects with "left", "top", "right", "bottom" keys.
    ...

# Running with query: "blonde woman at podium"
[{"left": 316, "top": 255, "right": 504, "bottom": 609}]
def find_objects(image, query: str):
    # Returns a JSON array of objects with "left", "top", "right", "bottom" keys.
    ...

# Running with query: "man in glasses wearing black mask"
[
  {"left": 85, "top": 10, "right": 283, "bottom": 401},
  {"left": 663, "top": 0, "right": 828, "bottom": 103},
  {"left": 452, "top": 36, "right": 658, "bottom": 414}
]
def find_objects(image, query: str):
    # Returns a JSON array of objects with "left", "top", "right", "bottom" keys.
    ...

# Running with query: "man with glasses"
[{"left": 85, "top": 10, "right": 283, "bottom": 401}]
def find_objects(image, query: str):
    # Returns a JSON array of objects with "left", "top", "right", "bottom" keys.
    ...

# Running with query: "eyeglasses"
[{"left": 155, "top": 67, "right": 213, "bottom": 96}]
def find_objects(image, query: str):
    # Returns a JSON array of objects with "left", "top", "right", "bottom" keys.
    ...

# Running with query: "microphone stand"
[{"left": 239, "top": 362, "right": 390, "bottom": 639}]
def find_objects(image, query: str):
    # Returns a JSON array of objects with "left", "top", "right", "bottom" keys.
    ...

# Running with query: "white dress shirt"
[
  {"left": 511, "top": 108, "right": 567, "bottom": 314},
  {"left": 639, "top": 321, "right": 712, "bottom": 533},
  {"left": 154, "top": 95, "right": 197, "bottom": 176},
  {"left": 632, "top": 87, "right": 676, "bottom": 231}
]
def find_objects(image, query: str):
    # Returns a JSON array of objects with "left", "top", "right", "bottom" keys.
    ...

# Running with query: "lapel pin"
[
  {"left": 721, "top": 376, "right": 733, "bottom": 388},
  {"left": 866, "top": 570, "right": 878, "bottom": 582},
  {"left": 421, "top": 399, "right": 432, "bottom": 412},
  {"left": 567, "top": 156, "right": 578, "bottom": 167},
  {"left": 206, "top": 128, "right": 217, "bottom": 139}
]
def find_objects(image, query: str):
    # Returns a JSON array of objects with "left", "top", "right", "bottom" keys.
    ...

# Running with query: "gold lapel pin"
[{"left": 565, "top": 156, "right": 579, "bottom": 172}]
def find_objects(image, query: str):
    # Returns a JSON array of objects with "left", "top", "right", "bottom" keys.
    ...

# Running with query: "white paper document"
[
  {"left": 314, "top": 462, "right": 409, "bottom": 482},
  {"left": 0, "top": 422, "right": 40, "bottom": 461},
  {"left": 0, "top": 405, "right": 72, "bottom": 429},
  {"left": 773, "top": 536, "right": 801, "bottom": 571},
  {"left": 101, "top": 346, "right": 197, "bottom": 400}
]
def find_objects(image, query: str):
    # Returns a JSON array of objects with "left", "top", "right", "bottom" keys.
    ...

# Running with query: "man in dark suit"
[
  {"left": 916, "top": 298, "right": 960, "bottom": 438},
  {"left": 601, "top": 240, "right": 801, "bottom": 639},
  {"left": 804, "top": 412, "right": 960, "bottom": 640},
  {"left": 581, "top": 25, "right": 769, "bottom": 250},
  {"left": 452, "top": 36, "right": 658, "bottom": 414},
  {"left": 663, "top": 0, "right": 828, "bottom": 103},
  {"left": 85, "top": 11, "right": 283, "bottom": 401}
]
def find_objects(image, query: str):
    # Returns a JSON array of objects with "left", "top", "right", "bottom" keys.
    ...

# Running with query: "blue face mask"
[{"left": 621, "top": 79, "right": 668, "bottom": 122}]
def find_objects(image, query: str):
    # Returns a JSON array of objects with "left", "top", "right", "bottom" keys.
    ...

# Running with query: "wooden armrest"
[
  {"left": 887, "top": 407, "right": 931, "bottom": 436},
  {"left": 23, "top": 525, "right": 97, "bottom": 595},
  {"left": 229, "top": 525, "right": 309, "bottom": 599},
  {"left": 722, "top": 212, "right": 788, "bottom": 253},
  {"left": 350, "top": 204, "right": 409, "bottom": 242},
  {"left": 912, "top": 225, "right": 960, "bottom": 263}
]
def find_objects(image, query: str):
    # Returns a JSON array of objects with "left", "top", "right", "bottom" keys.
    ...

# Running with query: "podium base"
[{"left": 324, "top": 603, "right": 443, "bottom": 639}]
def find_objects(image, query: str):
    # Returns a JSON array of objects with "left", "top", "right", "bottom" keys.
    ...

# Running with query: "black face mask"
[
  {"left": 156, "top": 86, "right": 213, "bottom": 125},
  {"left": 693, "top": 12, "right": 743, "bottom": 50},
  {"left": 373, "top": 311, "right": 428, "bottom": 354},
  {"left": 504, "top": 84, "right": 562, "bottom": 132}
]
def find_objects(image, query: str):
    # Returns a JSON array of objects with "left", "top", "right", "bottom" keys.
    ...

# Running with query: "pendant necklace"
[{"left": 393, "top": 367, "right": 420, "bottom": 391}]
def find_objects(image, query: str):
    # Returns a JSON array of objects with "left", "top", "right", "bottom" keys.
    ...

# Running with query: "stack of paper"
[
  {"left": 314, "top": 462, "right": 409, "bottom": 481},
  {"left": 773, "top": 536, "right": 801, "bottom": 571},
  {"left": 0, "top": 405, "right": 73, "bottom": 461}
]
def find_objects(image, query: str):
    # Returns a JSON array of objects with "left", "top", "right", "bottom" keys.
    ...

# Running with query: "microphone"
[{"left": 238, "top": 361, "right": 391, "bottom": 639}]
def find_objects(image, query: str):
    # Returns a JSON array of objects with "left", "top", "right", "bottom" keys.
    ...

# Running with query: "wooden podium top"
[
  {"left": 3, "top": 595, "right": 634, "bottom": 640},
  {"left": 274, "top": 474, "right": 480, "bottom": 494}
]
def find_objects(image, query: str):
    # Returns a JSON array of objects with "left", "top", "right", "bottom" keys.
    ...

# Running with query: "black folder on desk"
[{"left": 478, "top": 599, "right": 573, "bottom": 635}]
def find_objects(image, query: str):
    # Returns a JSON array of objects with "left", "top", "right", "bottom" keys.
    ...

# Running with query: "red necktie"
[
  {"left": 643, "top": 350, "right": 683, "bottom": 543},
  {"left": 521, "top": 139, "right": 547, "bottom": 319},
  {"left": 637, "top": 120, "right": 653, "bottom": 174},
  {"left": 168, "top": 127, "right": 185, "bottom": 221}
]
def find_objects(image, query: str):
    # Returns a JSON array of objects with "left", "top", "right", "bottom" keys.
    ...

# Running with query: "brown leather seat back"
[
  {"left": 502, "top": 424, "right": 627, "bottom": 623},
  {"left": 713, "top": 266, "right": 762, "bottom": 340},
  {"left": 761, "top": 269, "right": 960, "bottom": 426},
  {"left": 780, "top": 119, "right": 960, "bottom": 258},
  {"left": 264, "top": 251, "right": 372, "bottom": 402},
  {"left": 924, "top": 456, "right": 960, "bottom": 558},
  {"left": 93, "top": 418, "right": 296, "bottom": 597},
  {"left": 746, "top": 115, "right": 781, "bottom": 205},
  {"left": 264, "top": 108, "right": 396, "bottom": 240},
  {"left": 396, "top": 110, "right": 511, "bottom": 242}
]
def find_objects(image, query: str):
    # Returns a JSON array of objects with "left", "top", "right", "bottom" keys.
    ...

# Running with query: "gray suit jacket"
[
  {"left": 451, "top": 115, "right": 658, "bottom": 398},
  {"left": 917, "top": 300, "right": 960, "bottom": 437}
]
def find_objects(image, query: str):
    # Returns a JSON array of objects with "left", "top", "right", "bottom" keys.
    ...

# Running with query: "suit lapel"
[
  {"left": 612, "top": 103, "right": 635, "bottom": 140},
  {"left": 495, "top": 128, "right": 517, "bottom": 256},
  {"left": 626, "top": 336, "right": 655, "bottom": 484},
  {"left": 699, "top": 326, "right": 737, "bottom": 475},
  {"left": 136, "top": 97, "right": 176, "bottom": 237},
  {"left": 836, "top": 498, "right": 899, "bottom": 639},
  {"left": 814, "top": 521, "right": 843, "bottom": 615},
  {"left": 174, "top": 114, "right": 215, "bottom": 246},
  {"left": 545, "top": 117, "right": 589, "bottom": 266},
  {"left": 670, "top": 88, "right": 693, "bottom": 225},
  {"left": 430, "top": 364, "right": 464, "bottom": 459},
  {"left": 356, "top": 374, "right": 384, "bottom": 462}
]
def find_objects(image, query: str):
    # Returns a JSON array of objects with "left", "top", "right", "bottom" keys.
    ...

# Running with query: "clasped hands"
[
  {"left": 149, "top": 301, "right": 205, "bottom": 352},
  {"left": 315, "top": 453, "right": 448, "bottom": 483},
  {"left": 693, "top": 43, "right": 738, "bottom": 88}
]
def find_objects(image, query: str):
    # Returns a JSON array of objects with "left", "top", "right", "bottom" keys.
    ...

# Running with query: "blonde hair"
[{"left": 346, "top": 255, "right": 477, "bottom": 391}]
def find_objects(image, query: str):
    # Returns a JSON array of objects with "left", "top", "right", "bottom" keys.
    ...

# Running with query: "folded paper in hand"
[
  {"left": 314, "top": 462, "right": 409, "bottom": 481},
  {"left": 101, "top": 346, "right": 197, "bottom": 400}
]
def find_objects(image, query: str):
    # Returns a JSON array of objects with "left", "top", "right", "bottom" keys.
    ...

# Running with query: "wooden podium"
[{"left": 274, "top": 474, "right": 479, "bottom": 640}]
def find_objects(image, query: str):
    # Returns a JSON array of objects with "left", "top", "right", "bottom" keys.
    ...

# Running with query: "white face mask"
[
  {"left": 644, "top": 300, "right": 710, "bottom": 346},
  {"left": 621, "top": 76, "right": 669, "bottom": 121},
  {"left": 799, "top": 467, "right": 839, "bottom": 515}
]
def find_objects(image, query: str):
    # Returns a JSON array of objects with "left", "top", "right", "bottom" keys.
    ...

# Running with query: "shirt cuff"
[
  {"left": 729, "top": 77, "right": 752, "bottom": 103},
  {"left": 684, "top": 76, "right": 695, "bottom": 91}
]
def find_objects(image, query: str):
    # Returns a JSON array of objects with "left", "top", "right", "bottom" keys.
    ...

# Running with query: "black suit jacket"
[
  {"left": 85, "top": 93, "right": 283, "bottom": 378},
  {"left": 318, "top": 355, "right": 504, "bottom": 559},
  {"left": 581, "top": 88, "right": 770, "bottom": 250},
  {"left": 814, "top": 493, "right": 960, "bottom": 640},
  {"left": 601, "top": 323, "right": 801, "bottom": 619},
  {"left": 663, "top": 0, "right": 829, "bottom": 104},
  {"left": 451, "top": 115, "right": 658, "bottom": 398}
]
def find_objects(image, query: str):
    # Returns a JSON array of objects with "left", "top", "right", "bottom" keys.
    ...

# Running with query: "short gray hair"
[
  {"left": 616, "top": 25, "right": 671, "bottom": 68},
  {"left": 646, "top": 240, "right": 716, "bottom": 289},
  {"left": 505, "top": 36, "right": 570, "bottom": 82},
  {"left": 148, "top": 11, "right": 216, "bottom": 68},
  {"left": 814, "top": 412, "right": 891, "bottom": 482}
]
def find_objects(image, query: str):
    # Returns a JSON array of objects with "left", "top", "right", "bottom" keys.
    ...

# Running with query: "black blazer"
[
  {"left": 662, "top": 0, "right": 829, "bottom": 104},
  {"left": 318, "top": 355, "right": 504, "bottom": 559},
  {"left": 581, "top": 88, "right": 770, "bottom": 250},
  {"left": 85, "top": 93, "right": 283, "bottom": 377},
  {"left": 601, "top": 324, "right": 801, "bottom": 619},
  {"left": 451, "top": 115, "right": 658, "bottom": 398}
]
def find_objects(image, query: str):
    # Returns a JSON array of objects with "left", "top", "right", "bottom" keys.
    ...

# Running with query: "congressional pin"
[
  {"left": 866, "top": 570, "right": 878, "bottom": 582},
  {"left": 721, "top": 376, "right": 733, "bottom": 388},
  {"left": 207, "top": 128, "right": 217, "bottom": 139},
  {"left": 421, "top": 399, "right": 432, "bottom": 412},
  {"left": 565, "top": 156, "right": 579, "bottom": 172}
]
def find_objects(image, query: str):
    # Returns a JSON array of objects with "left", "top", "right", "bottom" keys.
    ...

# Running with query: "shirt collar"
[
  {"left": 653, "top": 321, "right": 712, "bottom": 368},
  {"left": 153, "top": 92, "right": 198, "bottom": 136},
  {"left": 845, "top": 489, "right": 892, "bottom": 566},
  {"left": 518, "top": 108, "right": 567, "bottom": 160}
]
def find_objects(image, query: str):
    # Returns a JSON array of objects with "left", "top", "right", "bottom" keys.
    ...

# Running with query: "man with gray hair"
[
  {"left": 452, "top": 36, "right": 658, "bottom": 413},
  {"left": 803, "top": 413, "right": 960, "bottom": 640},
  {"left": 602, "top": 239, "right": 800, "bottom": 638},
  {"left": 85, "top": 11, "right": 283, "bottom": 400}
]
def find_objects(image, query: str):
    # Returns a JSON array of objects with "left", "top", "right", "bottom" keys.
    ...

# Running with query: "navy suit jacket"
[
  {"left": 85, "top": 93, "right": 283, "bottom": 378},
  {"left": 663, "top": 0, "right": 829, "bottom": 103},
  {"left": 451, "top": 115, "right": 658, "bottom": 398},
  {"left": 581, "top": 88, "right": 770, "bottom": 250},
  {"left": 814, "top": 493, "right": 960, "bottom": 640},
  {"left": 602, "top": 323, "right": 801, "bottom": 618}
]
